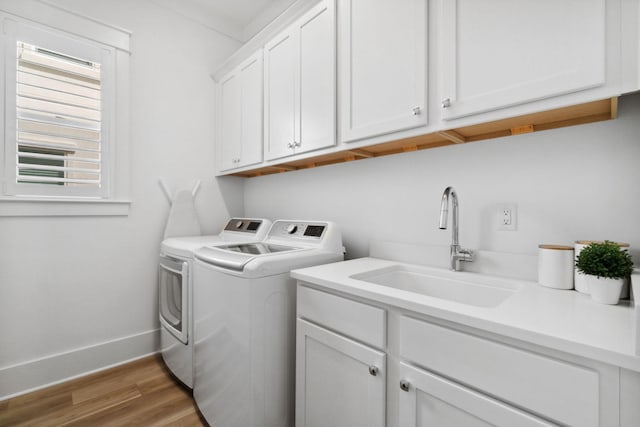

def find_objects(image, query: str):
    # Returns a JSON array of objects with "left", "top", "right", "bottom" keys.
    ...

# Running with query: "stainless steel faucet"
[{"left": 439, "top": 186, "right": 473, "bottom": 271}]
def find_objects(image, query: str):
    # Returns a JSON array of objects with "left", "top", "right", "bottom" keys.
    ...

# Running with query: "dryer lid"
[
  {"left": 195, "top": 243, "right": 302, "bottom": 271},
  {"left": 161, "top": 235, "right": 223, "bottom": 259}
]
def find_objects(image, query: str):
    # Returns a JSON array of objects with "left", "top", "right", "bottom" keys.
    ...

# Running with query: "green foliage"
[{"left": 576, "top": 241, "right": 634, "bottom": 279}]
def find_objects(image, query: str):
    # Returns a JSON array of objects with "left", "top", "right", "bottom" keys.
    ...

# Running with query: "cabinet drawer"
[
  {"left": 297, "top": 284, "right": 386, "bottom": 349},
  {"left": 399, "top": 316, "right": 599, "bottom": 427}
]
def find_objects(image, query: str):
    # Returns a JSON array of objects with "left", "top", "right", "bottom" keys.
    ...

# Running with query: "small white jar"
[
  {"left": 575, "top": 240, "right": 630, "bottom": 297},
  {"left": 538, "top": 245, "right": 575, "bottom": 289}
]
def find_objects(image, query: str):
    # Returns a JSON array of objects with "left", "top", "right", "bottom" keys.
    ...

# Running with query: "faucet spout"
[{"left": 438, "top": 186, "right": 473, "bottom": 271}]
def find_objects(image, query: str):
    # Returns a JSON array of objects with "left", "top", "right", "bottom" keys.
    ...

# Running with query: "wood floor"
[{"left": 0, "top": 355, "right": 208, "bottom": 426}]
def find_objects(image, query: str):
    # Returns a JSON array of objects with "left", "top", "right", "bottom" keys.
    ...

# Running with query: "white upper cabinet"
[
  {"left": 439, "top": 0, "right": 607, "bottom": 121},
  {"left": 339, "top": 0, "right": 427, "bottom": 143},
  {"left": 214, "top": 0, "right": 636, "bottom": 176},
  {"left": 264, "top": 0, "right": 336, "bottom": 161},
  {"left": 217, "top": 50, "right": 263, "bottom": 171},
  {"left": 264, "top": 31, "right": 297, "bottom": 161}
]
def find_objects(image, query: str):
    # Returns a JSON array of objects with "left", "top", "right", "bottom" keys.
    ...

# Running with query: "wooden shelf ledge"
[{"left": 229, "top": 97, "right": 617, "bottom": 178}]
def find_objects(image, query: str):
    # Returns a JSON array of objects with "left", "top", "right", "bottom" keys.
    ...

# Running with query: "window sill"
[{"left": 0, "top": 197, "right": 131, "bottom": 217}]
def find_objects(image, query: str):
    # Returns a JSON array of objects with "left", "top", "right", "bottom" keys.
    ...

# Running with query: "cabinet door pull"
[
  {"left": 287, "top": 142, "right": 294, "bottom": 149},
  {"left": 293, "top": 141, "right": 301, "bottom": 148},
  {"left": 412, "top": 106, "right": 421, "bottom": 115},
  {"left": 400, "top": 380, "right": 410, "bottom": 392},
  {"left": 441, "top": 98, "right": 451, "bottom": 109},
  {"left": 368, "top": 366, "right": 379, "bottom": 376}
]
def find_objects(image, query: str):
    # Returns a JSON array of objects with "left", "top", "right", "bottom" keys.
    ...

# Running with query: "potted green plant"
[{"left": 575, "top": 241, "right": 634, "bottom": 304}]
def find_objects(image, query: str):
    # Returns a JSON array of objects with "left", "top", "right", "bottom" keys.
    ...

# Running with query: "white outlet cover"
[{"left": 497, "top": 204, "right": 517, "bottom": 231}]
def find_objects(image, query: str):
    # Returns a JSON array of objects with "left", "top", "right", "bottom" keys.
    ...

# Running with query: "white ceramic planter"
[
  {"left": 574, "top": 240, "right": 631, "bottom": 297},
  {"left": 585, "top": 275, "right": 624, "bottom": 305}
]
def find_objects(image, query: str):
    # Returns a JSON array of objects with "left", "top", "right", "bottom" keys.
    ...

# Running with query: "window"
[
  {"left": 0, "top": 4, "right": 130, "bottom": 216},
  {"left": 16, "top": 42, "right": 102, "bottom": 189},
  {"left": 3, "top": 19, "right": 116, "bottom": 200}
]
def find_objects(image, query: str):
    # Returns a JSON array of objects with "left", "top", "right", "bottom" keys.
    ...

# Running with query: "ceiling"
[
  {"left": 152, "top": 0, "right": 297, "bottom": 43},
  {"left": 189, "top": 0, "right": 277, "bottom": 24}
]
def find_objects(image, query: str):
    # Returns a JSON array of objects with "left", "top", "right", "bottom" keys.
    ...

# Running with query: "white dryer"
[
  {"left": 192, "top": 220, "right": 344, "bottom": 427},
  {"left": 158, "top": 218, "right": 271, "bottom": 388}
]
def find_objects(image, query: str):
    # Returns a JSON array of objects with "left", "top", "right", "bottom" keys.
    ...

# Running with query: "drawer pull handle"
[
  {"left": 368, "top": 366, "right": 379, "bottom": 376},
  {"left": 400, "top": 380, "right": 410, "bottom": 392}
]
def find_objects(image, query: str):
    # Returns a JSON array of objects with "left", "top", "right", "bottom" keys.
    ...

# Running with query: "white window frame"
[
  {"left": 0, "top": 3, "right": 130, "bottom": 216},
  {"left": 5, "top": 20, "right": 113, "bottom": 198}
]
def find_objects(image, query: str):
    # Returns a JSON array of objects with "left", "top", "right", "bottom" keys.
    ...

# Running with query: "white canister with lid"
[
  {"left": 574, "top": 240, "right": 631, "bottom": 297},
  {"left": 538, "top": 245, "right": 575, "bottom": 289}
]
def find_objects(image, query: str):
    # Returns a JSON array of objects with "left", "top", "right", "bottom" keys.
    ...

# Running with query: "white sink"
[{"left": 350, "top": 264, "right": 523, "bottom": 308}]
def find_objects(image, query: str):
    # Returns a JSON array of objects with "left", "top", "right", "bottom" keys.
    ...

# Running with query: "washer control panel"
[
  {"left": 269, "top": 221, "right": 327, "bottom": 240},
  {"left": 223, "top": 218, "right": 266, "bottom": 233}
]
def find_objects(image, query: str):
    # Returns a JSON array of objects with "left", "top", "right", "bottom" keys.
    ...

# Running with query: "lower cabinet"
[
  {"left": 398, "top": 362, "right": 553, "bottom": 427},
  {"left": 295, "top": 319, "right": 386, "bottom": 427},
  {"left": 296, "top": 283, "right": 624, "bottom": 427}
]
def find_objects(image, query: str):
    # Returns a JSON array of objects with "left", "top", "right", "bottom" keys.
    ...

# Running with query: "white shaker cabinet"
[
  {"left": 398, "top": 363, "right": 553, "bottom": 427},
  {"left": 264, "top": 0, "right": 336, "bottom": 161},
  {"left": 439, "top": 0, "right": 608, "bottom": 120},
  {"left": 295, "top": 319, "right": 386, "bottom": 427},
  {"left": 296, "top": 285, "right": 387, "bottom": 427},
  {"left": 397, "top": 316, "right": 616, "bottom": 427},
  {"left": 339, "top": 0, "right": 427, "bottom": 143},
  {"left": 217, "top": 51, "right": 263, "bottom": 171},
  {"left": 296, "top": 281, "right": 622, "bottom": 427}
]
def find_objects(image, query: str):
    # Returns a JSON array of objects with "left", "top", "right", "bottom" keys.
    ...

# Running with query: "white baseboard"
[{"left": 0, "top": 328, "right": 160, "bottom": 401}]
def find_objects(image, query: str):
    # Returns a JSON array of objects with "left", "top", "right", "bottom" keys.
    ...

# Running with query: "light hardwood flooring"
[{"left": 0, "top": 355, "right": 208, "bottom": 426}]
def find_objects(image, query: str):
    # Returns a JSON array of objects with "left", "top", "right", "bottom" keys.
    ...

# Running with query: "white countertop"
[{"left": 291, "top": 257, "right": 640, "bottom": 372}]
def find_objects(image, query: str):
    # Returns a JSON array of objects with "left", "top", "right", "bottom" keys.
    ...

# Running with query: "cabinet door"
[
  {"left": 440, "top": 0, "right": 606, "bottom": 120},
  {"left": 218, "top": 70, "right": 241, "bottom": 171},
  {"left": 296, "top": 319, "right": 385, "bottom": 427},
  {"left": 238, "top": 51, "right": 263, "bottom": 167},
  {"left": 339, "top": 0, "right": 427, "bottom": 143},
  {"left": 297, "top": 0, "right": 336, "bottom": 155},
  {"left": 264, "top": 29, "right": 298, "bottom": 161},
  {"left": 398, "top": 362, "right": 555, "bottom": 427},
  {"left": 217, "top": 51, "right": 263, "bottom": 171},
  {"left": 264, "top": 0, "right": 336, "bottom": 160}
]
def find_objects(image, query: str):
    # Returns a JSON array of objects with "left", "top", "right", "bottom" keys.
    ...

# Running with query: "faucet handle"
[{"left": 458, "top": 248, "right": 473, "bottom": 262}]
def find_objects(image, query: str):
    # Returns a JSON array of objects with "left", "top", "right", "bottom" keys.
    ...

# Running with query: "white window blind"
[
  {"left": 3, "top": 19, "right": 114, "bottom": 200},
  {"left": 16, "top": 42, "right": 102, "bottom": 188}
]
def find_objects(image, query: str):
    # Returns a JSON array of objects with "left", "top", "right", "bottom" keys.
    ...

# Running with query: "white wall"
[
  {"left": 0, "top": 0, "right": 243, "bottom": 398},
  {"left": 245, "top": 93, "right": 640, "bottom": 264}
]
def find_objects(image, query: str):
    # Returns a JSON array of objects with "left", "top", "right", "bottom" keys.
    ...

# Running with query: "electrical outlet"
[
  {"left": 497, "top": 204, "right": 517, "bottom": 231},
  {"left": 502, "top": 208, "right": 512, "bottom": 226}
]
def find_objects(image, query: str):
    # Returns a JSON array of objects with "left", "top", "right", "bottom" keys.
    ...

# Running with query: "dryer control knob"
[
  {"left": 235, "top": 220, "right": 244, "bottom": 229},
  {"left": 286, "top": 224, "right": 298, "bottom": 234}
]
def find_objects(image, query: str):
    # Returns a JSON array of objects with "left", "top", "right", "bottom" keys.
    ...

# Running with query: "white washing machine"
[
  {"left": 158, "top": 218, "right": 271, "bottom": 388},
  {"left": 192, "top": 220, "right": 344, "bottom": 427}
]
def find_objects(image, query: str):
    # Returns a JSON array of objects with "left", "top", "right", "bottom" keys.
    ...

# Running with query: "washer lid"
[{"left": 195, "top": 243, "right": 302, "bottom": 271}]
